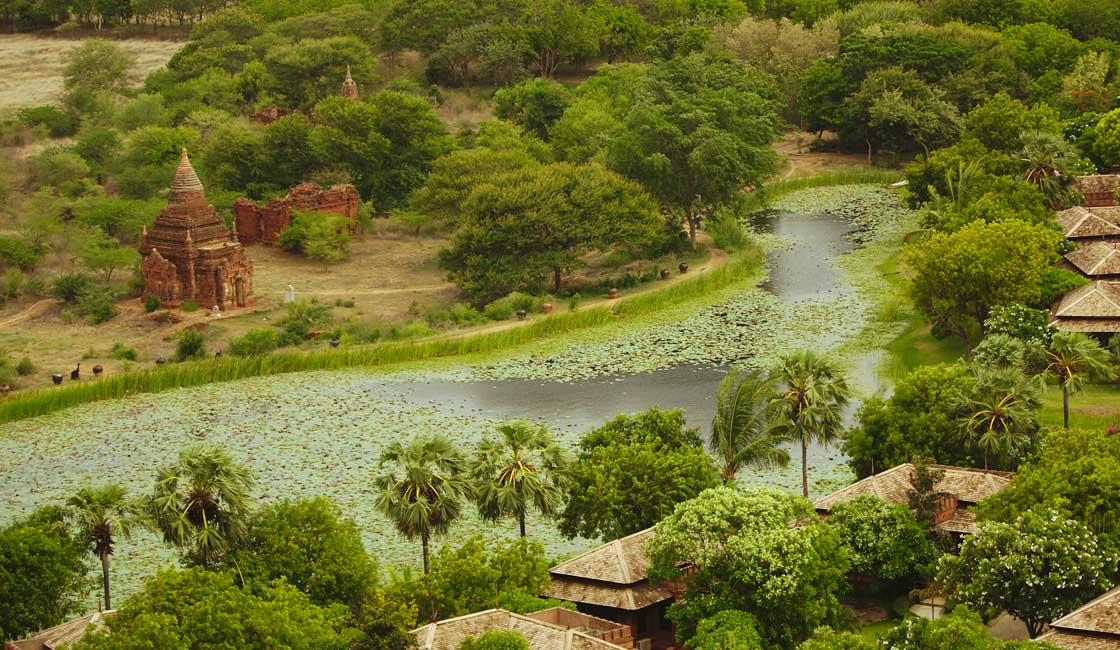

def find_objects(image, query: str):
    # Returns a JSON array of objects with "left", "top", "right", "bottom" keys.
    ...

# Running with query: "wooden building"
[
  {"left": 542, "top": 528, "right": 676, "bottom": 650},
  {"left": 413, "top": 608, "right": 633, "bottom": 650},
  {"left": 1039, "top": 586, "right": 1120, "bottom": 649},
  {"left": 1051, "top": 206, "right": 1120, "bottom": 333},
  {"left": 3, "top": 611, "right": 114, "bottom": 650},
  {"left": 813, "top": 463, "right": 1013, "bottom": 537}
]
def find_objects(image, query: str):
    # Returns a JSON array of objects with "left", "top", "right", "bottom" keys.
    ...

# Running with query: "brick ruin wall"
[{"left": 234, "top": 184, "right": 360, "bottom": 246}]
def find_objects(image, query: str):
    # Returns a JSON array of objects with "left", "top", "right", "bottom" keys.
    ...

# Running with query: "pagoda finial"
[
  {"left": 169, "top": 148, "right": 205, "bottom": 203},
  {"left": 341, "top": 65, "right": 359, "bottom": 101},
  {"left": 345, "top": 64, "right": 352, "bottom": 81}
]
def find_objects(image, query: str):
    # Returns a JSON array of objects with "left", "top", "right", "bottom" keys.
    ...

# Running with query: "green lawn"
[
  {"left": 884, "top": 315, "right": 966, "bottom": 380},
  {"left": 858, "top": 619, "right": 898, "bottom": 641},
  {"left": 1038, "top": 383, "right": 1120, "bottom": 430}
]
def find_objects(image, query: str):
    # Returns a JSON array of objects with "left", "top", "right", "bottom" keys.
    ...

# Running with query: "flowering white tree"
[{"left": 936, "top": 508, "right": 1113, "bottom": 638}]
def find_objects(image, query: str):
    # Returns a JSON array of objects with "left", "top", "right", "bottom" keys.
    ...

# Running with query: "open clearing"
[{"left": 0, "top": 35, "right": 182, "bottom": 110}]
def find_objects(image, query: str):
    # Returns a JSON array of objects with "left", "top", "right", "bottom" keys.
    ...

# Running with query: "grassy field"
[{"left": 1039, "top": 384, "right": 1120, "bottom": 430}]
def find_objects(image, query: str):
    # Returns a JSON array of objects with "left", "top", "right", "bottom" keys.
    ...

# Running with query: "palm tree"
[
  {"left": 709, "top": 366, "right": 789, "bottom": 483},
  {"left": 471, "top": 421, "right": 570, "bottom": 537},
  {"left": 147, "top": 445, "right": 255, "bottom": 569},
  {"left": 374, "top": 435, "right": 472, "bottom": 573},
  {"left": 1019, "top": 130, "right": 1081, "bottom": 209},
  {"left": 1043, "top": 331, "right": 1114, "bottom": 429},
  {"left": 958, "top": 368, "right": 1040, "bottom": 469},
  {"left": 67, "top": 484, "right": 139, "bottom": 610},
  {"left": 770, "top": 350, "right": 850, "bottom": 498}
]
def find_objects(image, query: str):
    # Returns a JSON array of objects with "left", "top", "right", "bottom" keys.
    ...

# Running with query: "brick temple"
[
  {"left": 233, "top": 183, "right": 360, "bottom": 245},
  {"left": 140, "top": 149, "right": 254, "bottom": 310}
]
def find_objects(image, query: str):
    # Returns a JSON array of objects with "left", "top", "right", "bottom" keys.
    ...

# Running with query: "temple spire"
[
  {"left": 341, "top": 65, "right": 359, "bottom": 101},
  {"left": 169, "top": 148, "right": 205, "bottom": 203}
]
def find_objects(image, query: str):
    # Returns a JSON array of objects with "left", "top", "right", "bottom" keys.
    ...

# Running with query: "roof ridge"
[{"left": 613, "top": 538, "right": 633, "bottom": 584}]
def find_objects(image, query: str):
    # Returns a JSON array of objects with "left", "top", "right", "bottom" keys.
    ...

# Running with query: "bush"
[
  {"left": 51, "top": 273, "right": 95, "bottom": 304},
  {"left": 483, "top": 300, "right": 514, "bottom": 321},
  {"left": 0, "top": 237, "right": 43, "bottom": 271},
  {"left": 16, "top": 357, "right": 34, "bottom": 376},
  {"left": 79, "top": 293, "right": 118, "bottom": 324},
  {"left": 708, "top": 213, "right": 752, "bottom": 252},
  {"left": 568, "top": 293, "right": 581, "bottom": 311},
  {"left": 181, "top": 300, "right": 199, "bottom": 312},
  {"left": 426, "top": 303, "right": 485, "bottom": 328},
  {"left": 17, "top": 105, "right": 77, "bottom": 138},
  {"left": 1035, "top": 267, "right": 1088, "bottom": 308},
  {"left": 144, "top": 294, "right": 161, "bottom": 313},
  {"left": 484, "top": 292, "right": 543, "bottom": 320},
  {"left": 984, "top": 303, "right": 1055, "bottom": 346},
  {"left": 283, "top": 299, "right": 331, "bottom": 329},
  {"left": 461, "top": 631, "right": 530, "bottom": 650},
  {"left": 109, "top": 343, "right": 137, "bottom": 361},
  {"left": 228, "top": 328, "right": 280, "bottom": 357},
  {"left": 175, "top": 329, "right": 207, "bottom": 361}
]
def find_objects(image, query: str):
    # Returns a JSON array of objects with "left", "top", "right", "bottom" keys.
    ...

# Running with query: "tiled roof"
[
  {"left": 1050, "top": 587, "right": 1120, "bottom": 636},
  {"left": 412, "top": 609, "right": 627, "bottom": 650},
  {"left": 542, "top": 575, "right": 674, "bottom": 611},
  {"left": 1066, "top": 242, "right": 1120, "bottom": 277},
  {"left": 1054, "top": 281, "right": 1120, "bottom": 319},
  {"left": 813, "top": 464, "right": 1012, "bottom": 512},
  {"left": 1037, "top": 630, "right": 1120, "bottom": 650},
  {"left": 549, "top": 528, "right": 656, "bottom": 585},
  {"left": 1055, "top": 206, "right": 1120, "bottom": 239},
  {"left": 9, "top": 611, "right": 115, "bottom": 649},
  {"left": 932, "top": 508, "right": 979, "bottom": 535}
]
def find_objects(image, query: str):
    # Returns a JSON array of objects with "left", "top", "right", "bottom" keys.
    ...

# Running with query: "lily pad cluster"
[{"left": 770, "top": 184, "right": 910, "bottom": 244}]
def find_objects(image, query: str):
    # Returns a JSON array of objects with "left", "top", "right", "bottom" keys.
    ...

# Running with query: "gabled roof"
[
  {"left": 412, "top": 609, "right": 627, "bottom": 650},
  {"left": 7, "top": 611, "right": 114, "bottom": 650},
  {"left": 1050, "top": 587, "right": 1120, "bottom": 636},
  {"left": 1066, "top": 242, "right": 1120, "bottom": 277},
  {"left": 542, "top": 575, "right": 674, "bottom": 611},
  {"left": 1054, "top": 281, "right": 1120, "bottom": 319},
  {"left": 1055, "top": 206, "right": 1120, "bottom": 240},
  {"left": 813, "top": 464, "right": 1012, "bottom": 512},
  {"left": 549, "top": 528, "right": 656, "bottom": 585}
]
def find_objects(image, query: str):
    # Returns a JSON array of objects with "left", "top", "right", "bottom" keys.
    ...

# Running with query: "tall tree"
[
  {"left": 710, "top": 366, "right": 789, "bottom": 483},
  {"left": 471, "top": 421, "right": 570, "bottom": 537},
  {"left": 770, "top": 350, "right": 850, "bottom": 498},
  {"left": 1043, "top": 331, "right": 1114, "bottom": 429},
  {"left": 374, "top": 436, "right": 472, "bottom": 573},
  {"left": 957, "top": 368, "right": 1040, "bottom": 469},
  {"left": 147, "top": 445, "right": 255, "bottom": 569},
  {"left": 67, "top": 484, "right": 139, "bottom": 611}
]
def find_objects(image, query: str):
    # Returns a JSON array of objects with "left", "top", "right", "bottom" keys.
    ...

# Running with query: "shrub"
[
  {"left": 17, "top": 105, "right": 77, "bottom": 138},
  {"left": 79, "top": 293, "right": 118, "bottom": 324},
  {"left": 1035, "top": 267, "right": 1088, "bottom": 308},
  {"left": 51, "top": 273, "right": 94, "bottom": 304},
  {"left": 144, "top": 294, "right": 162, "bottom": 313},
  {"left": 426, "top": 303, "right": 485, "bottom": 328},
  {"left": 708, "top": 213, "right": 751, "bottom": 252},
  {"left": 175, "top": 329, "right": 207, "bottom": 361},
  {"left": 0, "top": 237, "right": 43, "bottom": 271},
  {"left": 228, "top": 328, "right": 280, "bottom": 357},
  {"left": 461, "top": 630, "right": 530, "bottom": 650},
  {"left": 984, "top": 303, "right": 1054, "bottom": 345},
  {"left": 483, "top": 300, "right": 514, "bottom": 321},
  {"left": 16, "top": 357, "right": 34, "bottom": 376},
  {"left": 484, "top": 292, "right": 543, "bottom": 320},
  {"left": 283, "top": 299, "right": 331, "bottom": 329},
  {"left": 181, "top": 300, "right": 199, "bottom": 312},
  {"left": 109, "top": 343, "right": 137, "bottom": 361},
  {"left": 568, "top": 293, "right": 581, "bottom": 311},
  {"left": 2, "top": 268, "right": 25, "bottom": 301}
]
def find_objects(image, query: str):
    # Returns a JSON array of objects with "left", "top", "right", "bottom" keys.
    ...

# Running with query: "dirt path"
[
  {"left": 0, "top": 299, "right": 60, "bottom": 328},
  {"left": 773, "top": 132, "right": 873, "bottom": 180}
]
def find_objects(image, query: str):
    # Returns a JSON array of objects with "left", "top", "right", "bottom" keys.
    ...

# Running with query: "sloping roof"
[
  {"left": 1037, "top": 630, "right": 1120, "bottom": 650},
  {"left": 169, "top": 148, "right": 204, "bottom": 201},
  {"left": 8, "top": 611, "right": 115, "bottom": 650},
  {"left": 1050, "top": 587, "right": 1120, "bottom": 636},
  {"left": 1076, "top": 174, "right": 1120, "bottom": 196},
  {"left": 813, "top": 464, "right": 1012, "bottom": 512},
  {"left": 1055, "top": 206, "right": 1120, "bottom": 240},
  {"left": 549, "top": 528, "right": 656, "bottom": 585},
  {"left": 1054, "top": 281, "right": 1120, "bottom": 319},
  {"left": 412, "top": 609, "right": 627, "bottom": 650},
  {"left": 1065, "top": 242, "right": 1120, "bottom": 277},
  {"left": 542, "top": 575, "right": 674, "bottom": 611},
  {"left": 932, "top": 508, "right": 979, "bottom": 535}
]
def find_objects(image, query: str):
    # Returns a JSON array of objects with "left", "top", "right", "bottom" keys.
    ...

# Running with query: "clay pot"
[
  {"left": 0, "top": 385, "right": 9, "bottom": 395},
  {"left": 516, "top": 309, "right": 527, "bottom": 320},
  {"left": 678, "top": 262, "right": 689, "bottom": 274},
  {"left": 608, "top": 288, "right": 618, "bottom": 299},
  {"left": 214, "top": 351, "right": 222, "bottom": 358},
  {"left": 52, "top": 373, "right": 63, "bottom": 385},
  {"left": 660, "top": 269, "right": 671, "bottom": 280},
  {"left": 330, "top": 338, "right": 340, "bottom": 347},
  {"left": 542, "top": 303, "right": 553, "bottom": 314},
  {"left": 92, "top": 365, "right": 103, "bottom": 376},
  {"left": 155, "top": 357, "right": 167, "bottom": 365}
]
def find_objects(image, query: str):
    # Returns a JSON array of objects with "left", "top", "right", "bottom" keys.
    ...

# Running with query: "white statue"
[{"left": 284, "top": 284, "right": 295, "bottom": 304}]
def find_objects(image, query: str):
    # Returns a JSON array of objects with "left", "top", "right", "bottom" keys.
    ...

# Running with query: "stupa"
[{"left": 341, "top": 64, "right": 359, "bottom": 101}]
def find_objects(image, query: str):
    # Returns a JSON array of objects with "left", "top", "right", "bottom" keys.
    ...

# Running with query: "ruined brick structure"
[
  {"left": 233, "top": 183, "right": 360, "bottom": 245},
  {"left": 249, "top": 105, "right": 297, "bottom": 126},
  {"left": 140, "top": 149, "right": 254, "bottom": 310},
  {"left": 341, "top": 64, "right": 359, "bottom": 101}
]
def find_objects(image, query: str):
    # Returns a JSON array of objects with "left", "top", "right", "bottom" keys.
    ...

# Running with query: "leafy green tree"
[
  {"left": 1092, "top": 107, "right": 1120, "bottom": 168},
  {"left": 686, "top": 610, "right": 763, "bottom": 650},
  {"left": 798, "top": 59, "right": 851, "bottom": 135},
  {"left": 963, "top": 93, "right": 1061, "bottom": 153},
  {"left": 147, "top": 445, "right": 255, "bottom": 568},
  {"left": 77, "top": 230, "right": 139, "bottom": 281},
  {"left": 0, "top": 509, "right": 89, "bottom": 643},
  {"left": 439, "top": 162, "right": 661, "bottom": 303},
  {"left": 878, "top": 607, "right": 993, "bottom": 650},
  {"left": 1043, "top": 331, "right": 1114, "bottom": 429},
  {"left": 462, "top": 631, "right": 530, "bottom": 650},
  {"left": 493, "top": 79, "right": 571, "bottom": 141},
  {"left": 74, "top": 568, "right": 351, "bottom": 650},
  {"left": 843, "top": 365, "right": 980, "bottom": 477},
  {"left": 904, "top": 220, "right": 1061, "bottom": 346},
  {"left": 351, "top": 588, "right": 419, "bottom": 650},
  {"left": 277, "top": 211, "right": 355, "bottom": 268},
  {"left": 67, "top": 484, "right": 139, "bottom": 611},
  {"left": 374, "top": 436, "right": 473, "bottom": 573},
  {"left": 937, "top": 509, "right": 1111, "bottom": 638},
  {"left": 957, "top": 368, "right": 1040, "bottom": 469},
  {"left": 977, "top": 427, "right": 1120, "bottom": 550},
  {"left": 175, "top": 329, "right": 207, "bottom": 361},
  {"left": 605, "top": 54, "right": 780, "bottom": 246},
  {"left": 471, "top": 421, "right": 570, "bottom": 537},
  {"left": 222, "top": 497, "right": 377, "bottom": 612},
  {"left": 771, "top": 350, "right": 850, "bottom": 498},
  {"left": 826, "top": 496, "right": 936, "bottom": 585},
  {"left": 797, "top": 627, "right": 875, "bottom": 650},
  {"left": 646, "top": 487, "right": 850, "bottom": 649},
  {"left": 521, "top": 0, "right": 600, "bottom": 77},
  {"left": 1001, "top": 22, "right": 1086, "bottom": 78},
  {"left": 263, "top": 36, "right": 376, "bottom": 109},
  {"left": 710, "top": 366, "right": 788, "bottom": 483},
  {"left": 1018, "top": 130, "right": 1084, "bottom": 209},
  {"left": 589, "top": 3, "right": 650, "bottom": 63},
  {"left": 559, "top": 408, "right": 721, "bottom": 541},
  {"left": 840, "top": 67, "right": 961, "bottom": 159},
  {"left": 63, "top": 39, "right": 136, "bottom": 95},
  {"left": 411, "top": 145, "right": 542, "bottom": 228}
]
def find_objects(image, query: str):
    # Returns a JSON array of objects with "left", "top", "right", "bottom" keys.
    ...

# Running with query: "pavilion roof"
[
  {"left": 1055, "top": 206, "right": 1120, "bottom": 240},
  {"left": 813, "top": 463, "right": 1012, "bottom": 512},
  {"left": 412, "top": 609, "right": 626, "bottom": 650},
  {"left": 1039, "top": 586, "right": 1120, "bottom": 649},
  {"left": 1065, "top": 242, "right": 1120, "bottom": 276},
  {"left": 549, "top": 528, "right": 656, "bottom": 585},
  {"left": 1054, "top": 281, "right": 1120, "bottom": 319}
]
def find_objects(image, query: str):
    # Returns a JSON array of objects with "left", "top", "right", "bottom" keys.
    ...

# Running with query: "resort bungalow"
[
  {"left": 3, "top": 611, "right": 114, "bottom": 650},
  {"left": 1051, "top": 205, "right": 1120, "bottom": 334},
  {"left": 813, "top": 463, "right": 1013, "bottom": 538},
  {"left": 1039, "top": 585, "right": 1120, "bottom": 649},
  {"left": 412, "top": 607, "right": 633, "bottom": 650},
  {"left": 1075, "top": 175, "right": 1120, "bottom": 208},
  {"left": 542, "top": 528, "right": 676, "bottom": 650}
]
